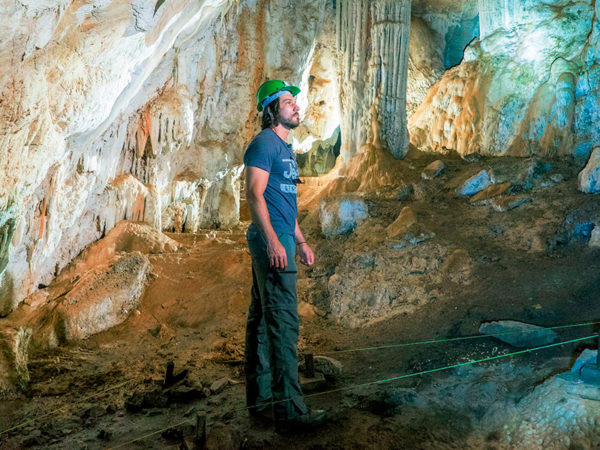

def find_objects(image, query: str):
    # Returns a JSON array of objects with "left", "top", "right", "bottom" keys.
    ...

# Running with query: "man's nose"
[{"left": 293, "top": 103, "right": 300, "bottom": 112}]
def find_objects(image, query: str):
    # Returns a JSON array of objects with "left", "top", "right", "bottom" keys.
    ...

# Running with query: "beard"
[{"left": 278, "top": 113, "right": 300, "bottom": 130}]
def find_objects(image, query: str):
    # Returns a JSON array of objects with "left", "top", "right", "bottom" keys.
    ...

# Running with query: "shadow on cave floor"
[{"left": 1, "top": 153, "right": 600, "bottom": 449}]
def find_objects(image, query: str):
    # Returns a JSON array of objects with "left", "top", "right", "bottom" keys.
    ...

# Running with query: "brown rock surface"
[
  {"left": 0, "top": 327, "right": 31, "bottom": 399},
  {"left": 386, "top": 207, "right": 418, "bottom": 238},
  {"left": 51, "top": 254, "right": 151, "bottom": 343},
  {"left": 442, "top": 249, "right": 473, "bottom": 284},
  {"left": 421, "top": 160, "right": 447, "bottom": 180},
  {"left": 470, "top": 182, "right": 511, "bottom": 203}
]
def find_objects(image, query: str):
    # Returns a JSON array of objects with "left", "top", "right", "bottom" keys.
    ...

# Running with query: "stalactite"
[{"left": 336, "top": 0, "right": 410, "bottom": 160}]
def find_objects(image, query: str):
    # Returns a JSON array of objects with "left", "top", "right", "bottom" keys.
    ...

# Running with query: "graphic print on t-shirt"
[{"left": 281, "top": 158, "right": 298, "bottom": 194}]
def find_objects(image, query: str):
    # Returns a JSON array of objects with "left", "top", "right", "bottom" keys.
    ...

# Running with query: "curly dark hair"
[{"left": 261, "top": 98, "right": 281, "bottom": 130}]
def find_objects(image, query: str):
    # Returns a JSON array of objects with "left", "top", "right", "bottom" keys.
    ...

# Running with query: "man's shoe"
[{"left": 274, "top": 409, "right": 330, "bottom": 434}]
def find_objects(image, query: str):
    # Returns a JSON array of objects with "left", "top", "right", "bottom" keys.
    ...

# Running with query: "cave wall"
[
  {"left": 0, "top": 0, "right": 422, "bottom": 315},
  {"left": 4, "top": 0, "right": 598, "bottom": 317},
  {"left": 0, "top": 0, "right": 329, "bottom": 314},
  {"left": 409, "top": 0, "right": 600, "bottom": 160},
  {"left": 413, "top": 0, "right": 479, "bottom": 70}
]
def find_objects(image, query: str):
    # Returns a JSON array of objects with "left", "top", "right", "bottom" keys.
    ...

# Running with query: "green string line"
[
  {"left": 107, "top": 418, "right": 192, "bottom": 450},
  {"left": 319, "top": 320, "right": 600, "bottom": 355},
  {"left": 4, "top": 322, "right": 597, "bottom": 442},
  {"left": 0, "top": 379, "right": 135, "bottom": 436},
  {"left": 108, "top": 333, "right": 596, "bottom": 449},
  {"left": 286, "top": 334, "right": 599, "bottom": 405}
]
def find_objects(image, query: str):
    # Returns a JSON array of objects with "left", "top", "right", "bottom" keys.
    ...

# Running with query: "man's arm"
[
  {"left": 246, "top": 166, "right": 288, "bottom": 270},
  {"left": 295, "top": 219, "right": 315, "bottom": 266}
]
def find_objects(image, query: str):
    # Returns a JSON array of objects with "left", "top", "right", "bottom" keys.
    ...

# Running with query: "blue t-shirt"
[{"left": 244, "top": 128, "right": 299, "bottom": 236}]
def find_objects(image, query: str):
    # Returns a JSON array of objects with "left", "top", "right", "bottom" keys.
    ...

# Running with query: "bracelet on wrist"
[{"left": 296, "top": 241, "right": 307, "bottom": 246}]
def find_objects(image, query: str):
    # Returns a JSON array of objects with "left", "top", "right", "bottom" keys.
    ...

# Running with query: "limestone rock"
[
  {"left": 337, "top": 0, "right": 411, "bottom": 160},
  {"left": 493, "top": 158, "right": 548, "bottom": 190},
  {"left": 501, "top": 373, "right": 600, "bottom": 447},
  {"left": 570, "top": 349, "right": 598, "bottom": 375},
  {"left": 51, "top": 254, "right": 151, "bottom": 343},
  {"left": 479, "top": 321, "right": 557, "bottom": 348},
  {"left": 558, "top": 206, "right": 599, "bottom": 244},
  {"left": 52, "top": 221, "right": 176, "bottom": 291},
  {"left": 386, "top": 207, "right": 417, "bottom": 238},
  {"left": 77, "top": 221, "right": 178, "bottom": 268},
  {"left": 411, "top": 0, "right": 480, "bottom": 71},
  {"left": 314, "top": 356, "right": 343, "bottom": 381},
  {"left": 410, "top": 0, "right": 599, "bottom": 160},
  {"left": 299, "top": 355, "right": 343, "bottom": 381},
  {"left": 298, "top": 301, "right": 318, "bottom": 319},
  {"left": 442, "top": 249, "right": 473, "bottom": 284},
  {"left": 0, "top": 327, "right": 32, "bottom": 399},
  {"left": 421, "top": 160, "right": 446, "bottom": 180},
  {"left": 589, "top": 226, "right": 600, "bottom": 248},
  {"left": 328, "top": 243, "right": 447, "bottom": 327},
  {"left": 407, "top": 17, "right": 445, "bottom": 118},
  {"left": 100, "top": 175, "right": 161, "bottom": 233},
  {"left": 479, "top": 0, "right": 525, "bottom": 39},
  {"left": 470, "top": 182, "right": 511, "bottom": 203},
  {"left": 291, "top": 23, "right": 342, "bottom": 151},
  {"left": 458, "top": 170, "right": 495, "bottom": 196},
  {"left": 320, "top": 197, "right": 368, "bottom": 238},
  {"left": 24, "top": 289, "right": 51, "bottom": 309},
  {"left": 578, "top": 147, "right": 600, "bottom": 193},
  {"left": 210, "top": 377, "right": 229, "bottom": 394},
  {"left": 396, "top": 184, "right": 415, "bottom": 201},
  {"left": 491, "top": 196, "right": 532, "bottom": 212},
  {"left": 0, "top": 0, "right": 329, "bottom": 315},
  {"left": 297, "top": 127, "right": 341, "bottom": 177}
]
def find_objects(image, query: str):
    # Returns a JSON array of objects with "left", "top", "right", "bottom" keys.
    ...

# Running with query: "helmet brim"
[{"left": 257, "top": 85, "right": 301, "bottom": 112}]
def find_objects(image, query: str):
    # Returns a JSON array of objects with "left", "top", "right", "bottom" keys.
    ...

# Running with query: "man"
[{"left": 243, "top": 80, "right": 328, "bottom": 432}]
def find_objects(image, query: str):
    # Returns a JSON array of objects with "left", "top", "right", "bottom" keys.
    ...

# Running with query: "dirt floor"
[{"left": 1, "top": 151, "right": 600, "bottom": 449}]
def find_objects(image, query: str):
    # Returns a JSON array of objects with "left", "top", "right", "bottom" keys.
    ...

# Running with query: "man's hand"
[
  {"left": 267, "top": 238, "right": 288, "bottom": 270},
  {"left": 297, "top": 243, "right": 314, "bottom": 266}
]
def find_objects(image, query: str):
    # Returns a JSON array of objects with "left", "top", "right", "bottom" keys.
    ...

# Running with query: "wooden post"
[
  {"left": 195, "top": 411, "right": 207, "bottom": 448},
  {"left": 305, "top": 353, "right": 315, "bottom": 378},
  {"left": 163, "top": 361, "right": 174, "bottom": 388}
]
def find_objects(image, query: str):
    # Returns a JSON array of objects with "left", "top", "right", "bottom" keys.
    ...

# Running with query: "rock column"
[{"left": 336, "top": 0, "right": 411, "bottom": 160}]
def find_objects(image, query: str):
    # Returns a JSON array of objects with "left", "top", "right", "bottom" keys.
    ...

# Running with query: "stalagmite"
[{"left": 336, "top": 0, "right": 411, "bottom": 160}]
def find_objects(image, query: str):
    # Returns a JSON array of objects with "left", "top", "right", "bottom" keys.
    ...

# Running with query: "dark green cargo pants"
[{"left": 244, "top": 225, "right": 308, "bottom": 420}]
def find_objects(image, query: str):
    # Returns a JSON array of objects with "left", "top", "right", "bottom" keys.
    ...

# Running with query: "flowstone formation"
[{"left": 410, "top": 0, "right": 600, "bottom": 160}]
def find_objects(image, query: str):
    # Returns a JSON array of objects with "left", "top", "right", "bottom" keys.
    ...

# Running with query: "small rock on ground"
[
  {"left": 458, "top": 169, "right": 495, "bottom": 195},
  {"left": 422, "top": 160, "right": 446, "bottom": 180},
  {"left": 479, "top": 320, "right": 556, "bottom": 348},
  {"left": 578, "top": 147, "right": 600, "bottom": 193}
]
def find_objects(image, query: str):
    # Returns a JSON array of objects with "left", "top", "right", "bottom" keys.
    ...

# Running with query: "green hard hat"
[{"left": 256, "top": 80, "right": 301, "bottom": 112}]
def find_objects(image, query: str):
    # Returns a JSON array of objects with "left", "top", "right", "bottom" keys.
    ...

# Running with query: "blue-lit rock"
[
  {"left": 458, "top": 169, "right": 495, "bottom": 195},
  {"left": 479, "top": 320, "right": 557, "bottom": 348},
  {"left": 410, "top": 0, "right": 599, "bottom": 160},
  {"left": 578, "top": 147, "right": 600, "bottom": 193},
  {"left": 319, "top": 196, "right": 369, "bottom": 238},
  {"left": 502, "top": 350, "right": 600, "bottom": 447}
]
